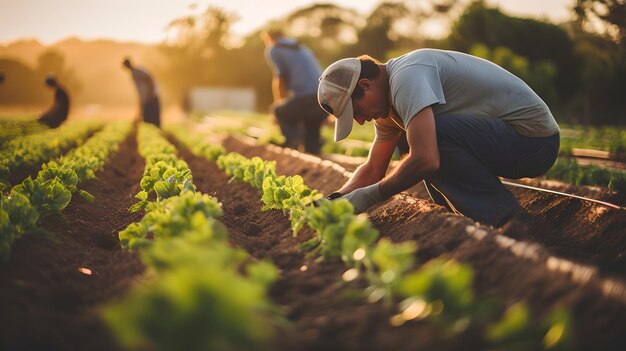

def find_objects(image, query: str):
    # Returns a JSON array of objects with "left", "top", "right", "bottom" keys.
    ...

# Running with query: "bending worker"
[
  {"left": 317, "top": 49, "right": 560, "bottom": 227},
  {"left": 122, "top": 57, "right": 161, "bottom": 127},
  {"left": 262, "top": 29, "right": 327, "bottom": 154},
  {"left": 38, "top": 74, "right": 70, "bottom": 128}
]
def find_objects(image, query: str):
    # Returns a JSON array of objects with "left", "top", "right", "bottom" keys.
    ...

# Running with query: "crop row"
[
  {"left": 545, "top": 157, "right": 626, "bottom": 193},
  {"left": 0, "top": 121, "right": 132, "bottom": 261},
  {"left": 104, "top": 123, "right": 279, "bottom": 350},
  {"left": 0, "top": 121, "right": 102, "bottom": 190},
  {"left": 559, "top": 125, "right": 626, "bottom": 161},
  {"left": 175, "top": 123, "right": 575, "bottom": 350},
  {"left": 0, "top": 119, "right": 48, "bottom": 148}
]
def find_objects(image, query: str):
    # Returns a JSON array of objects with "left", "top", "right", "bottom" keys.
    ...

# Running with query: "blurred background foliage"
[{"left": 0, "top": 0, "right": 625, "bottom": 125}]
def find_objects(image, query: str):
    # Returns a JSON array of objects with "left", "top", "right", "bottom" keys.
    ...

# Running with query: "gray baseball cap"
[{"left": 317, "top": 58, "right": 361, "bottom": 142}]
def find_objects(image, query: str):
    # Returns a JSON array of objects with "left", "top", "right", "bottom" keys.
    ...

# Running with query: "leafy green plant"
[
  {"left": 112, "top": 144, "right": 280, "bottom": 351},
  {"left": 217, "top": 154, "right": 277, "bottom": 190},
  {"left": 399, "top": 259, "right": 475, "bottom": 323},
  {"left": 487, "top": 303, "right": 573, "bottom": 351},
  {"left": 103, "top": 262, "right": 277, "bottom": 351},
  {"left": 300, "top": 198, "right": 355, "bottom": 258},
  {"left": 365, "top": 238, "right": 417, "bottom": 305},
  {"left": 1, "top": 121, "right": 132, "bottom": 261},
  {"left": 130, "top": 123, "right": 196, "bottom": 212},
  {"left": 546, "top": 157, "right": 626, "bottom": 193},
  {"left": 11, "top": 177, "right": 71, "bottom": 219},
  {"left": 559, "top": 125, "right": 626, "bottom": 161},
  {"left": 261, "top": 174, "right": 322, "bottom": 234},
  {"left": 121, "top": 190, "right": 223, "bottom": 249},
  {"left": 170, "top": 123, "right": 579, "bottom": 349},
  {"left": 0, "top": 119, "right": 47, "bottom": 149},
  {"left": 0, "top": 192, "right": 40, "bottom": 261},
  {"left": 165, "top": 123, "right": 225, "bottom": 162},
  {"left": 0, "top": 121, "right": 101, "bottom": 189}
]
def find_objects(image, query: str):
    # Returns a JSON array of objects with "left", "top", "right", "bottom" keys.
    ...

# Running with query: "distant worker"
[
  {"left": 262, "top": 29, "right": 327, "bottom": 154},
  {"left": 0, "top": 72, "right": 4, "bottom": 85},
  {"left": 318, "top": 49, "right": 560, "bottom": 227},
  {"left": 122, "top": 57, "right": 160, "bottom": 127},
  {"left": 38, "top": 74, "right": 70, "bottom": 128}
]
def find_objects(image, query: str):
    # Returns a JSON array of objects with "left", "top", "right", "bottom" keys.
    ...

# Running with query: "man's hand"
[{"left": 343, "top": 183, "right": 383, "bottom": 213}]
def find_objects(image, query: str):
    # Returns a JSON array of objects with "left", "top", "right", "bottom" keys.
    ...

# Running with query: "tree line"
[
  {"left": 1, "top": 0, "right": 624, "bottom": 125},
  {"left": 156, "top": 0, "right": 625, "bottom": 125}
]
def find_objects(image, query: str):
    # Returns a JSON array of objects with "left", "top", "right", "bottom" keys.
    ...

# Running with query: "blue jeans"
[
  {"left": 272, "top": 94, "right": 327, "bottom": 154},
  {"left": 422, "top": 115, "right": 559, "bottom": 226},
  {"left": 142, "top": 96, "right": 160, "bottom": 127}
]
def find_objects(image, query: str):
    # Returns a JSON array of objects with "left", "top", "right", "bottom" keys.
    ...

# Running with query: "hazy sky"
[{"left": 0, "top": 0, "right": 575, "bottom": 45}]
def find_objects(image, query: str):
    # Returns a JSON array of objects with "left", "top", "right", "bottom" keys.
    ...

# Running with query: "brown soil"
[
  {"left": 0, "top": 127, "right": 145, "bottom": 351},
  {"left": 171, "top": 137, "right": 460, "bottom": 351},
  {"left": 1, "top": 129, "right": 625, "bottom": 351},
  {"left": 227, "top": 137, "right": 626, "bottom": 279},
  {"left": 213, "top": 136, "right": 626, "bottom": 350}
]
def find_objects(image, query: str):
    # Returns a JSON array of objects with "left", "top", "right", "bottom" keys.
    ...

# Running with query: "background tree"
[
  {"left": 343, "top": 2, "right": 415, "bottom": 60},
  {"left": 574, "top": 0, "right": 626, "bottom": 44},
  {"left": 280, "top": 3, "right": 365, "bottom": 64},
  {"left": 0, "top": 51, "right": 79, "bottom": 107},
  {"left": 0, "top": 58, "right": 43, "bottom": 105},
  {"left": 570, "top": 0, "right": 626, "bottom": 124},
  {"left": 155, "top": 6, "right": 238, "bottom": 106},
  {"left": 36, "top": 50, "right": 81, "bottom": 100},
  {"left": 137, "top": 1, "right": 626, "bottom": 125},
  {"left": 446, "top": 1, "right": 579, "bottom": 116}
]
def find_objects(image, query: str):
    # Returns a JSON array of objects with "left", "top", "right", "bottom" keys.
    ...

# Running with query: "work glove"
[
  {"left": 342, "top": 183, "right": 383, "bottom": 214},
  {"left": 326, "top": 192, "right": 343, "bottom": 200},
  {"left": 313, "top": 191, "right": 342, "bottom": 207}
]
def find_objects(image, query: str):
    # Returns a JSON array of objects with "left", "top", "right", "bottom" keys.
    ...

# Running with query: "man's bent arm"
[
  {"left": 272, "top": 76, "right": 287, "bottom": 101},
  {"left": 379, "top": 106, "right": 440, "bottom": 199},
  {"left": 337, "top": 135, "right": 397, "bottom": 195}
]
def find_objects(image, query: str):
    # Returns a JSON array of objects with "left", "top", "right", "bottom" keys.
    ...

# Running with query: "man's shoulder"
[
  {"left": 389, "top": 49, "right": 444, "bottom": 69},
  {"left": 274, "top": 38, "right": 302, "bottom": 49},
  {"left": 270, "top": 39, "right": 307, "bottom": 56},
  {"left": 388, "top": 59, "right": 439, "bottom": 86}
]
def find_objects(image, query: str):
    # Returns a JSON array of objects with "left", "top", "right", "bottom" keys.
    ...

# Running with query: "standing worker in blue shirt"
[
  {"left": 123, "top": 57, "right": 161, "bottom": 127},
  {"left": 262, "top": 29, "right": 328, "bottom": 154},
  {"left": 317, "top": 49, "right": 560, "bottom": 227}
]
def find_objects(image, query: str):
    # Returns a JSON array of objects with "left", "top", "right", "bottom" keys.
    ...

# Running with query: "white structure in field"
[{"left": 188, "top": 87, "right": 256, "bottom": 112}]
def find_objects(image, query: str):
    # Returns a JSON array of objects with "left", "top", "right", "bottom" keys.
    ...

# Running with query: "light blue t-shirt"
[
  {"left": 375, "top": 49, "right": 560, "bottom": 140},
  {"left": 265, "top": 38, "right": 321, "bottom": 97}
]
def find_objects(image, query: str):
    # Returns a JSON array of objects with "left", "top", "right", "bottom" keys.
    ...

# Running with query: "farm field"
[{"left": 1, "top": 116, "right": 625, "bottom": 351}]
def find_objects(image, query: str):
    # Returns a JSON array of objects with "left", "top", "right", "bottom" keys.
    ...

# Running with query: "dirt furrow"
[
  {"left": 171, "top": 137, "right": 462, "bottom": 351},
  {"left": 0, "top": 127, "right": 145, "bottom": 351},
  {"left": 226, "top": 136, "right": 626, "bottom": 280},
  {"left": 219, "top": 135, "right": 626, "bottom": 350}
]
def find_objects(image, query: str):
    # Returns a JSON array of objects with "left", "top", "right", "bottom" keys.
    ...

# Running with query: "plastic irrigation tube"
[{"left": 501, "top": 180, "right": 624, "bottom": 210}]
